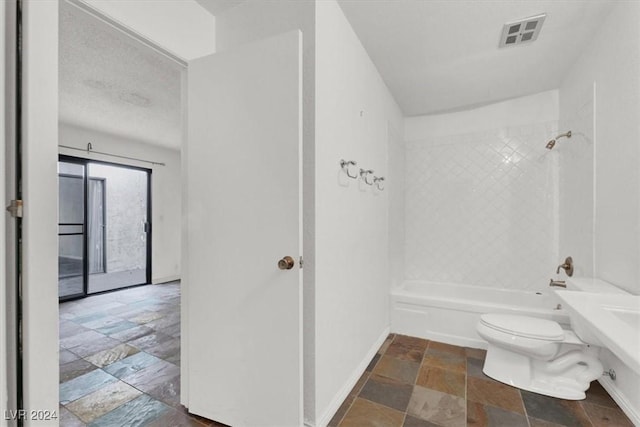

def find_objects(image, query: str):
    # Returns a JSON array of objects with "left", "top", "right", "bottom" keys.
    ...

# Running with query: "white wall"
[
  {"left": 559, "top": 2, "right": 640, "bottom": 422},
  {"left": 59, "top": 123, "right": 182, "bottom": 284},
  {"left": 388, "top": 124, "right": 405, "bottom": 288},
  {"left": 214, "top": 2, "right": 319, "bottom": 422},
  {"left": 314, "top": 1, "right": 403, "bottom": 424},
  {"left": 559, "top": 2, "right": 640, "bottom": 295},
  {"left": 403, "top": 91, "right": 559, "bottom": 290}
]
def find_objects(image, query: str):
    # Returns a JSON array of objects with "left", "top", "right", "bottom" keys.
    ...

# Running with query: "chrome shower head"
[{"left": 545, "top": 130, "right": 571, "bottom": 149}]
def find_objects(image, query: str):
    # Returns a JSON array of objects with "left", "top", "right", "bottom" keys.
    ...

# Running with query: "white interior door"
[{"left": 185, "top": 30, "right": 303, "bottom": 426}]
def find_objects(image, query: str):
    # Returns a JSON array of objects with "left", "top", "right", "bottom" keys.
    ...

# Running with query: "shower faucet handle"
[{"left": 556, "top": 256, "right": 574, "bottom": 277}]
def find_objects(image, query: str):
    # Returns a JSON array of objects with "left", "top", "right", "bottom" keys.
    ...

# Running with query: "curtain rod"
[{"left": 59, "top": 144, "right": 166, "bottom": 166}]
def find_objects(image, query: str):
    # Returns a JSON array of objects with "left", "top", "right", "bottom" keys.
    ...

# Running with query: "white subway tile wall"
[{"left": 404, "top": 122, "right": 559, "bottom": 290}]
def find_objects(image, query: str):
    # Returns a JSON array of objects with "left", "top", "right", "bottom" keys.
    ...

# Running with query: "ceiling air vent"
[{"left": 499, "top": 13, "right": 546, "bottom": 48}]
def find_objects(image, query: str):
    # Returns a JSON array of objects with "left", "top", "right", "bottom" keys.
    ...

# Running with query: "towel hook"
[
  {"left": 360, "top": 169, "right": 374, "bottom": 185},
  {"left": 340, "top": 159, "right": 358, "bottom": 179},
  {"left": 374, "top": 176, "right": 385, "bottom": 191}
]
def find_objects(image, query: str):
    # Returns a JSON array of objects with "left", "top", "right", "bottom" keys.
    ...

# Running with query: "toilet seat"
[{"left": 480, "top": 314, "right": 564, "bottom": 341}]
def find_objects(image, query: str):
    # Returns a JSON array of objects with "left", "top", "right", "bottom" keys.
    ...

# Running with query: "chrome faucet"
[
  {"left": 556, "top": 256, "right": 574, "bottom": 277},
  {"left": 549, "top": 279, "right": 567, "bottom": 288}
]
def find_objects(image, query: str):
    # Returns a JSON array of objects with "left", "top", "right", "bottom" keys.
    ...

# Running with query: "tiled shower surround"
[{"left": 405, "top": 122, "right": 559, "bottom": 290}]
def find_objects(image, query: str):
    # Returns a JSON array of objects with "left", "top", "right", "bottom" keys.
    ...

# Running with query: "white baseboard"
[
  {"left": 599, "top": 377, "right": 640, "bottom": 426},
  {"left": 314, "top": 326, "right": 390, "bottom": 427},
  {"left": 152, "top": 275, "right": 180, "bottom": 284}
]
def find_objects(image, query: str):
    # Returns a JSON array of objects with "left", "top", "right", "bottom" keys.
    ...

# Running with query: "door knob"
[{"left": 278, "top": 256, "right": 295, "bottom": 270}]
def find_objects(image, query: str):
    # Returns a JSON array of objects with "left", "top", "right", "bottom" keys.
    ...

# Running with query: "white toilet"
[{"left": 476, "top": 278, "right": 628, "bottom": 400}]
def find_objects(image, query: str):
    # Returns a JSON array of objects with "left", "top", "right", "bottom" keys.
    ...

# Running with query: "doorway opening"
[{"left": 58, "top": 156, "right": 151, "bottom": 301}]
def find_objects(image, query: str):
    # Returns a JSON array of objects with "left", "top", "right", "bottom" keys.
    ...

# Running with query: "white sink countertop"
[{"left": 554, "top": 290, "right": 640, "bottom": 375}]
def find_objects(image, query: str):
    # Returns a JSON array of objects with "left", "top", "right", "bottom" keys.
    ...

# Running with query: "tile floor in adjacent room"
[
  {"left": 58, "top": 281, "right": 224, "bottom": 426},
  {"left": 329, "top": 334, "right": 634, "bottom": 427}
]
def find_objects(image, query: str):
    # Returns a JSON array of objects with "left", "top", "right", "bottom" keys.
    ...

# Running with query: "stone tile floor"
[
  {"left": 59, "top": 281, "right": 224, "bottom": 426},
  {"left": 329, "top": 334, "right": 634, "bottom": 427}
]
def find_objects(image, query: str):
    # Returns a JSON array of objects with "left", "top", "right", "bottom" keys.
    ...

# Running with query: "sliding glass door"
[
  {"left": 58, "top": 160, "right": 87, "bottom": 299},
  {"left": 58, "top": 156, "right": 151, "bottom": 300}
]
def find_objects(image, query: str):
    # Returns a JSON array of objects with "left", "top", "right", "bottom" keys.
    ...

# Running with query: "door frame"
[{"left": 58, "top": 154, "right": 153, "bottom": 301}]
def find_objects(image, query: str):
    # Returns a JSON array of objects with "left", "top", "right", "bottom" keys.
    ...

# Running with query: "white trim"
[
  {"left": 599, "top": 377, "right": 640, "bottom": 426},
  {"left": 64, "top": 0, "right": 188, "bottom": 68},
  {"left": 313, "top": 327, "right": 390, "bottom": 427},
  {"left": 152, "top": 275, "right": 180, "bottom": 285}
]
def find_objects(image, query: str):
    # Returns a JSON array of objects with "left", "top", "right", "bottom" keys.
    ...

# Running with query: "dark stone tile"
[
  {"left": 60, "top": 359, "right": 98, "bottom": 384},
  {"left": 121, "top": 359, "right": 180, "bottom": 393},
  {"left": 66, "top": 381, "right": 142, "bottom": 423},
  {"left": 521, "top": 390, "right": 591, "bottom": 426},
  {"left": 415, "top": 364, "right": 465, "bottom": 398},
  {"left": 71, "top": 312, "right": 110, "bottom": 325},
  {"left": 147, "top": 375, "right": 181, "bottom": 407},
  {"left": 128, "top": 332, "right": 174, "bottom": 351},
  {"left": 465, "top": 347, "right": 487, "bottom": 360},
  {"left": 60, "top": 330, "right": 109, "bottom": 349},
  {"left": 403, "top": 415, "right": 440, "bottom": 427},
  {"left": 466, "top": 357, "right": 492, "bottom": 380},
  {"left": 59, "top": 320, "right": 91, "bottom": 339},
  {"left": 528, "top": 418, "right": 568, "bottom": 427},
  {"left": 372, "top": 355, "right": 420, "bottom": 384},
  {"left": 87, "top": 394, "right": 171, "bottom": 427},
  {"left": 584, "top": 381, "right": 618, "bottom": 409},
  {"left": 146, "top": 408, "right": 204, "bottom": 427},
  {"left": 340, "top": 397, "right": 404, "bottom": 427},
  {"left": 386, "top": 335, "right": 428, "bottom": 362},
  {"left": 467, "top": 400, "right": 528, "bottom": 426},
  {"left": 359, "top": 373, "right": 414, "bottom": 412},
  {"left": 60, "top": 405, "right": 86, "bottom": 427},
  {"left": 407, "top": 385, "right": 465, "bottom": 427},
  {"left": 422, "top": 349, "right": 466, "bottom": 374},
  {"left": 84, "top": 343, "right": 140, "bottom": 368},
  {"left": 582, "top": 402, "right": 634, "bottom": 426},
  {"left": 127, "top": 310, "right": 164, "bottom": 325},
  {"left": 144, "top": 312, "right": 180, "bottom": 331},
  {"left": 59, "top": 369, "right": 118, "bottom": 404},
  {"left": 366, "top": 353, "right": 381, "bottom": 372},
  {"left": 427, "top": 341, "right": 466, "bottom": 356},
  {"left": 60, "top": 349, "right": 81, "bottom": 364},
  {"left": 108, "top": 325, "right": 153, "bottom": 342},
  {"left": 68, "top": 336, "right": 122, "bottom": 358},
  {"left": 81, "top": 315, "right": 126, "bottom": 331},
  {"left": 145, "top": 337, "right": 180, "bottom": 362},
  {"left": 158, "top": 322, "right": 181, "bottom": 338},
  {"left": 467, "top": 377, "right": 524, "bottom": 414},
  {"left": 350, "top": 372, "right": 370, "bottom": 396},
  {"left": 103, "top": 352, "right": 163, "bottom": 379},
  {"left": 95, "top": 320, "right": 139, "bottom": 336}
]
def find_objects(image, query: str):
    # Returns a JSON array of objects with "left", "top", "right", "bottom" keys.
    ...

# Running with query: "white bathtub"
[{"left": 391, "top": 281, "right": 570, "bottom": 349}]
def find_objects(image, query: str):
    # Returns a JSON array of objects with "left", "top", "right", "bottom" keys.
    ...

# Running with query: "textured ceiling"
[
  {"left": 59, "top": 1, "right": 183, "bottom": 149},
  {"left": 338, "top": 0, "right": 616, "bottom": 116}
]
